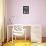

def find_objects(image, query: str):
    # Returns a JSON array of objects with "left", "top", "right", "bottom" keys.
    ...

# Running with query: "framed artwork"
[{"left": 23, "top": 6, "right": 29, "bottom": 14}]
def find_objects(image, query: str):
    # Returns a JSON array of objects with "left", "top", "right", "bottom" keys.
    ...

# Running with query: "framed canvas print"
[{"left": 23, "top": 6, "right": 29, "bottom": 14}]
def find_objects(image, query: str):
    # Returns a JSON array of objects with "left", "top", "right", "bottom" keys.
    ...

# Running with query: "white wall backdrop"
[{"left": 6, "top": 0, "right": 46, "bottom": 37}]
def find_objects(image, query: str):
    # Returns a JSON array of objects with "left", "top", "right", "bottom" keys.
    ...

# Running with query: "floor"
[
  {"left": 3, "top": 40, "right": 46, "bottom": 46},
  {"left": 3, "top": 40, "right": 31, "bottom": 46}
]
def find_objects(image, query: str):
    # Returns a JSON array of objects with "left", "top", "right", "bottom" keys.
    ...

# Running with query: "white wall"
[{"left": 7, "top": 0, "right": 46, "bottom": 37}]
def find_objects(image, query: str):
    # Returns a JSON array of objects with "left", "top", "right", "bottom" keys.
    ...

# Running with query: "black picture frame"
[{"left": 23, "top": 6, "right": 29, "bottom": 14}]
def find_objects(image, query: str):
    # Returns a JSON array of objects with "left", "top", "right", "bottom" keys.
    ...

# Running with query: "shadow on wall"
[{"left": 42, "top": 26, "right": 46, "bottom": 42}]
